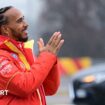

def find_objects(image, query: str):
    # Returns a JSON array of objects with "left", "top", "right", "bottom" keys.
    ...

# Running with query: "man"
[{"left": 0, "top": 6, "right": 64, "bottom": 105}]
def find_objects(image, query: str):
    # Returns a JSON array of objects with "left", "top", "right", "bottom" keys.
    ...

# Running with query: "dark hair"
[{"left": 0, "top": 6, "right": 13, "bottom": 26}]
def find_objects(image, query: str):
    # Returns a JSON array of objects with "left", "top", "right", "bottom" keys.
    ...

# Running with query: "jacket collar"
[{"left": 0, "top": 35, "right": 24, "bottom": 51}]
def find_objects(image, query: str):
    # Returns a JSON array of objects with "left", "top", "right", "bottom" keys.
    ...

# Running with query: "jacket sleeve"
[
  {"left": 0, "top": 51, "right": 57, "bottom": 97},
  {"left": 43, "top": 59, "right": 61, "bottom": 95}
]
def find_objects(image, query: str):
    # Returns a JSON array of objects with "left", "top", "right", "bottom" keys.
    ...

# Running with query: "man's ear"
[{"left": 1, "top": 25, "right": 9, "bottom": 35}]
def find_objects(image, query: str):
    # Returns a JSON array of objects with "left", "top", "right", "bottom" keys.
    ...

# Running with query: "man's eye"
[{"left": 17, "top": 18, "right": 23, "bottom": 23}]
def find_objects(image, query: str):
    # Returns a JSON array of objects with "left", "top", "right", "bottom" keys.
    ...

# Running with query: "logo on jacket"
[{"left": 11, "top": 53, "right": 18, "bottom": 60}]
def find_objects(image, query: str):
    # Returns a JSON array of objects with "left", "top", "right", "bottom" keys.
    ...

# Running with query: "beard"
[
  {"left": 10, "top": 28, "right": 28, "bottom": 42},
  {"left": 18, "top": 36, "right": 28, "bottom": 42}
]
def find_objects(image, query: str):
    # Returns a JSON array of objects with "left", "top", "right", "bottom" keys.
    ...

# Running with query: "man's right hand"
[{"left": 37, "top": 32, "right": 64, "bottom": 55}]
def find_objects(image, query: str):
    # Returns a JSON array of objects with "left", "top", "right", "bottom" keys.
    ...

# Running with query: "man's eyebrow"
[{"left": 16, "top": 16, "right": 24, "bottom": 22}]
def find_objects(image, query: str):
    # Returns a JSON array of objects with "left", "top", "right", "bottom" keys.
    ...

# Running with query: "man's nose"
[{"left": 23, "top": 21, "right": 28, "bottom": 28}]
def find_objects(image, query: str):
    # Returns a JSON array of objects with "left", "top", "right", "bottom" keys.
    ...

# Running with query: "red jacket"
[{"left": 0, "top": 35, "right": 60, "bottom": 105}]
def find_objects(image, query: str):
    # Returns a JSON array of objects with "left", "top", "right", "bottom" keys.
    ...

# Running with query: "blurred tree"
[{"left": 36, "top": 0, "right": 105, "bottom": 58}]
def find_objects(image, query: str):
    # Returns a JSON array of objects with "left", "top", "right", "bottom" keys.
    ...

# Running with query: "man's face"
[{"left": 4, "top": 7, "right": 29, "bottom": 42}]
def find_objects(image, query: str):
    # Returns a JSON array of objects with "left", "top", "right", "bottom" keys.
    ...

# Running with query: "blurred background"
[{"left": 1, "top": 0, "right": 105, "bottom": 105}]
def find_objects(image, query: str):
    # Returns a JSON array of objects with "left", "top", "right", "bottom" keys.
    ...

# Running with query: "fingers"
[
  {"left": 37, "top": 32, "right": 64, "bottom": 55},
  {"left": 46, "top": 31, "right": 64, "bottom": 54},
  {"left": 56, "top": 39, "right": 64, "bottom": 52},
  {"left": 54, "top": 33, "right": 62, "bottom": 47},
  {"left": 37, "top": 38, "right": 44, "bottom": 50},
  {"left": 47, "top": 32, "right": 60, "bottom": 45},
  {"left": 39, "top": 38, "right": 44, "bottom": 47},
  {"left": 49, "top": 31, "right": 63, "bottom": 48}
]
